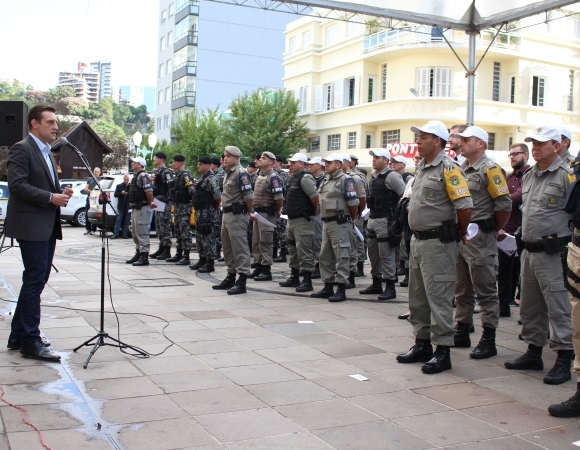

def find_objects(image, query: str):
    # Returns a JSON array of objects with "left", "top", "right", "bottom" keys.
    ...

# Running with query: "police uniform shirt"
[
  {"left": 561, "top": 149, "right": 576, "bottom": 165},
  {"left": 222, "top": 163, "right": 254, "bottom": 207},
  {"left": 155, "top": 166, "right": 174, "bottom": 199},
  {"left": 294, "top": 169, "right": 319, "bottom": 199},
  {"left": 314, "top": 173, "right": 325, "bottom": 189},
  {"left": 461, "top": 154, "right": 512, "bottom": 221},
  {"left": 136, "top": 172, "right": 153, "bottom": 193},
  {"left": 254, "top": 168, "right": 284, "bottom": 206},
  {"left": 376, "top": 167, "right": 407, "bottom": 197},
  {"left": 276, "top": 168, "right": 290, "bottom": 190},
  {"left": 347, "top": 170, "right": 368, "bottom": 200},
  {"left": 521, "top": 156, "right": 572, "bottom": 241},
  {"left": 408, "top": 150, "right": 473, "bottom": 231},
  {"left": 200, "top": 171, "right": 222, "bottom": 201},
  {"left": 318, "top": 169, "right": 359, "bottom": 218},
  {"left": 175, "top": 169, "right": 195, "bottom": 199}
]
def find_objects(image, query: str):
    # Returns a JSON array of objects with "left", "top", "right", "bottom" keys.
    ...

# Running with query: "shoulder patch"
[
  {"left": 442, "top": 164, "right": 471, "bottom": 201},
  {"left": 485, "top": 165, "right": 509, "bottom": 199},
  {"left": 239, "top": 171, "right": 252, "bottom": 191},
  {"left": 270, "top": 174, "right": 283, "bottom": 194},
  {"left": 141, "top": 173, "right": 152, "bottom": 189},
  {"left": 345, "top": 177, "right": 358, "bottom": 198}
]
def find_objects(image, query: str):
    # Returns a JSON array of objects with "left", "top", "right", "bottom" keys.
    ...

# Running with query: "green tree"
[
  {"left": 113, "top": 103, "right": 133, "bottom": 127},
  {"left": 0, "top": 79, "right": 33, "bottom": 102},
  {"left": 45, "top": 86, "right": 75, "bottom": 107},
  {"left": 93, "top": 121, "right": 130, "bottom": 172}
]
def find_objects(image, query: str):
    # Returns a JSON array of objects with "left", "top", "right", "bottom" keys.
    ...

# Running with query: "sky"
[{"left": 0, "top": 0, "right": 159, "bottom": 92}]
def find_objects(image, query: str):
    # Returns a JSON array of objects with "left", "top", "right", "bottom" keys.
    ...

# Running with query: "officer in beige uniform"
[
  {"left": 249, "top": 151, "right": 283, "bottom": 282},
  {"left": 505, "top": 126, "right": 574, "bottom": 385},
  {"left": 348, "top": 154, "right": 369, "bottom": 277},
  {"left": 452, "top": 126, "right": 512, "bottom": 359},
  {"left": 311, "top": 154, "right": 359, "bottom": 302},
  {"left": 212, "top": 146, "right": 254, "bottom": 295},
  {"left": 396, "top": 121, "right": 473, "bottom": 374},
  {"left": 559, "top": 127, "right": 575, "bottom": 166},
  {"left": 306, "top": 156, "right": 325, "bottom": 279}
]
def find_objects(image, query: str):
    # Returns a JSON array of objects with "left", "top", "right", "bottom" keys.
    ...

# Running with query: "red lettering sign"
[{"left": 384, "top": 143, "right": 456, "bottom": 159}]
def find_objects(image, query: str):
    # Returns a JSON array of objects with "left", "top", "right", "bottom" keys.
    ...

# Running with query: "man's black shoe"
[
  {"left": 227, "top": 274, "right": 247, "bottom": 295},
  {"left": 280, "top": 268, "right": 300, "bottom": 287},
  {"left": 454, "top": 322, "right": 472, "bottom": 347},
  {"left": 345, "top": 271, "right": 356, "bottom": 289},
  {"left": 126, "top": 251, "right": 140, "bottom": 264},
  {"left": 548, "top": 382, "right": 580, "bottom": 417},
  {"left": 354, "top": 261, "right": 365, "bottom": 277},
  {"left": 7, "top": 336, "right": 21, "bottom": 350},
  {"left": 505, "top": 344, "right": 543, "bottom": 370},
  {"left": 189, "top": 257, "right": 207, "bottom": 271},
  {"left": 149, "top": 245, "right": 164, "bottom": 259},
  {"left": 378, "top": 279, "right": 396, "bottom": 300},
  {"left": 470, "top": 327, "right": 497, "bottom": 359},
  {"left": 20, "top": 341, "right": 61, "bottom": 362},
  {"left": 311, "top": 263, "right": 321, "bottom": 279},
  {"left": 254, "top": 265, "right": 273, "bottom": 281},
  {"left": 399, "top": 269, "right": 409, "bottom": 287},
  {"left": 544, "top": 350, "right": 574, "bottom": 385},
  {"left": 396, "top": 339, "right": 433, "bottom": 363},
  {"left": 175, "top": 251, "right": 190, "bottom": 265},
  {"left": 132, "top": 252, "right": 149, "bottom": 266},
  {"left": 328, "top": 283, "right": 347, "bottom": 302},
  {"left": 422, "top": 345, "right": 452, "bottom": 374},
  {"left": 111, "top": 235, "right": 119, "bottom": 239},
  {"left": 499, "top": 308, "right": 511, "bottom": 318},
  {"left": 197, "top": 259, "right": 215, "bottom": 273},
  {"left": 311, "top": 283, "right": 334, "bottom": 298},
  {"left": 296, "top": 272, "right": 313, "bottom": 292},
  {"left": 213, "top": 273, "right": 236, "bottom": 290},
  {"left": 359, "top": 276, "right": 383, "bottom": 295},
  {"left": 273, "top": 249, "right": 287, "bottom": 263}
]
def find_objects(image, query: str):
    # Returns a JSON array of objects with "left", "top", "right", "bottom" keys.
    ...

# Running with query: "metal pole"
[{"left": 466, "top": 31, "right": 477, "bottom": 126}]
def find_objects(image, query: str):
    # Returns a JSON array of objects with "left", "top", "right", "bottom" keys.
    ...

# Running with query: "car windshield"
[
  {"left": 0, "top": 185, "right": 9, "bottom": 198},
  {"left": 97, "top": 179, "right": 115, "bottom": 190}
]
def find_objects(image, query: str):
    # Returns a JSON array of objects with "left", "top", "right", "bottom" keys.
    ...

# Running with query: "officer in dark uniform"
[
  {"left": 212, "top": 156, "right": 224, "bottom": 260},
  {"left": 149, "top": 152, "right": 174, "bottom": 261},
  {"left": 273, "top": 154, "right": 289, "bottom": 262}
]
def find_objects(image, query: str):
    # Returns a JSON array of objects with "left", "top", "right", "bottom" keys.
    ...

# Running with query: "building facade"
[
  {"left": 90, "top": 61, "right": 113, "bottom": 100},
  {"left": 283, "top": 12, "right": 580, "bottom": 165},
  {"left": 118, "top": 85, "right": 156, "bottom": 114},
  {"left": 155, "top": 0, "right": 293, "bottom": 142},
  {"left": 58, "top": 61, "right": 112, "bottom": 103}
]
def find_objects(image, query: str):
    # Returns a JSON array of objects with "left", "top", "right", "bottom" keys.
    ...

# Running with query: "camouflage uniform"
[
  {"left": 274, "top": 168, "right": 289, "bottom": 252},
  {"left": 215, "top": 167, "right": 225, "bottom": 254},
  {"left": 193, "top": 170, "right": 221, "bottom": 260},
  {"left": 170, "top": 169, "right": 195, "bottom": 252},
  {"left": 153, "top": 166, "right": 174, "bottom": 247}
]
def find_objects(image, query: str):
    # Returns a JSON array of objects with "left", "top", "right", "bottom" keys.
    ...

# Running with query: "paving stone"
[
  {"left": 0, "top": 365, "right": 60, "bottom": 385},
  {"left": 476, "top": 374, "right": 575, "bottom": 400},
  {"left": 264, "top": 323, "right": 324, "bottom": 336},
  {"left": 255, "top": 346, "right": 331, "bottom": 363},
  {"left": 1, "top": 403, "right": 83, "bottom": 432},
  {"left": 232, "top": 335, "right": 298, "bottom": 350},
  {"left": 311, "top": 342, "right": 385, "bottom": 359},
  {"left": 414, "top": 382, "right": 515, "bottom": 409},
  {"left": 85, "top": 376, "right": 163, "bottom": 399},
  {"left": 445, "top": 359, "right": 516, "bottom": 381},
  {"left": 196, "top": 351, "right": 272, "bottom": 368},
  {"left": 338, "top": 353, "right": 404, "bottom": 373},
  {"left": 6, "top": 428, "right": 112, "bottom": 450},
  {"left": 180, "top": 340, "right": 249, "bottom": 355},
  {"left": 520, "top": 422, "right": 580, "bottom": 449},
  {"left": 349, "top": 390, "right": 451, "bottom": 419},
  {"left": 214, "top": 326, "right": 277, "bottom": 339},
  {"left": 446, "top": 436, "right": 545, "bottom": 449},
  {"left": 132, "top": 355, "right": 209, "bottom": 375},
  {"left": 376, "top": 368, "right": 465, "bottom": 390},
  {"left": 170, "top": 386, "right": 266, "bottom": 415},
  {"left": 246, "top": 380, "right": 339, "bottom": 406},
  {"left": 218, "top": 364, "right": 303, "bottom": 385},
  {"left": 224, "top": 432, "right": 334, "bottom": 449},
  {"left": 289, "top": 332, "right": 354, "bottom": 346},
  {"left": 312, "top": 375, "right": 402, "bottom": 398},
  {"left": 150, "top": 370, "right": 236, "bottom": 393},
  {"left": 69, "top": 360, "right": 143, "bottom": 381},
  {"left": 101, "top": 394, "right": 187, "bottom": 424},
  {"left": 280, "top": 359, "right": 363, "bottom": 379}
]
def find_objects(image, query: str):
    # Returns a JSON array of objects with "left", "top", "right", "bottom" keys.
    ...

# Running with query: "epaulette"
[
  {"left": 484, "top": 158, "right": 498, "bottom": 169},
  {"left": 560, "top": 161, "right": 573, "bottom": 174},
  {"left": 442, "top": 156, "right": 454, "bottom": 171}
]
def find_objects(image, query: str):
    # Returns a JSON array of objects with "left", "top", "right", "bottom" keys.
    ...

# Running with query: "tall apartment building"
[
  {"left": 118, "top": 85, "right": 156, "bottom": 114},
  {"left": 155, "top": 0, "right": 294, "bottom": 142},
  {"left": 58, "top": 67, "right": 100, "bottom": 103},
  {"left": 283, "top": 12, "right": 580, "bottom": 164},
  {"left": 90, "top": 61, "right": 113, "bottom": 99}
]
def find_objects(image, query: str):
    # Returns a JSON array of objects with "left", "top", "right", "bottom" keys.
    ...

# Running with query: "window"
[
  {"left": 157, "top": 90, "right": 163, "bottom": 105},
  {"left": 299, "top": 86, "right": 308, "bottom": 113},
  {"left": 310, "top": 137, "right": 320, "bottom": 152},
  {"left": 488, "top": 133, "right": 496, "bottom": 150},
  {"left": 365, "top": 133, "right": 372, "bottom": 149},
  {"left": 166, "top": 59, "right": 172, "bottom": 74},
  {"left": 346, "top": 78, "right": 355, "bottom": 106},
  {"left": 348, "top": 132, "right": 357, "bottom": 149},
  {"left": 381, "top": 64, "right": 387, "bottom": 100},
  {"left": 368, "top": 77, "right": 376, "bottom": 103},
  {"left": 164, "top": 115, "right": 170, "bottom": 129},
  {"left": 326, "top": 25, "right": 336, "bottom": 46},
  {"left": 568, "top": 70, "right": 574, "bottom": 112},
  {"left": 157, "top": 117, "right": 162, "bottom": 130},
  {"left": 325, "top": 84, "right": 332, "bottom": 111},
  {"left": 417, "top": 67, "right": 451, "bottom": 97},
  {"left": 492, "top": 62, "right": 500, "bottom": 101},
  {"left": 328, "top": 134, "right": 341, "bottom": 151},
  {"left": 161, "top": 9, "right": 167, "bottom": 24},
  {"left": 160, "top": 36, "right": 165, "bottom": 51},
  {"left": 168, "top": 2, "right": 175, "bottom": 16},
  {"left": 302, "top": 31, "right": 311, "bottom": 49},
  {"left": 347, "top": 22, "right": 362, "bottom": 38},
  {"left": 532, "top": 76, "right": 546, "bottom": 107},
  {"left": 382, "top": 130, "right": 400, "bottom": 146},
  {"left": 158, "top": 63, "right": 164, "bottom": 78},
  {"left": 510, "top": 76, "right": 515, "bottom": 103},
  {"left": 165, "top": 87, "right": 171, "bottom": 102},
  {"left": 288, "top": 37, "right": 296, "bottom": 55},
  {"left": 167, "top": 31, "right": 173, "bottom": 44}
]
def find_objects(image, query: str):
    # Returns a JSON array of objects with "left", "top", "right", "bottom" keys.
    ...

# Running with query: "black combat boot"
[
  {"left": 311, "top": 263, "right": 321, "bottom": 279},
  {"left": 329, "top": 283, "right": 347, "bottom": 302},
  {"left": 400, "top": 269, "right": 409, "bottom": 287},
  {"left": 397, "top": 260, "right": 406, "bottom": 276},
  {"left": 189, "top": 257, "right": 207, "bottom": 270},
  {"left": 273, "top": 248, "right": 287, "bottom": 263},
  {"left": 251, "top": 262, "right": 257, "bottom": 269},
  {"left": 396, "top": 338, "right": 433, "bottom": 364},
  {"left": 548, "top": 382, "right": 580, "bottom": 417},
  {"left": 149, "top": 244, "right": 164, "bottom": 259},
  {"left": 378, "top": 279, "right": 396, "bottom": 300},
  {"left": 227, "top": 274, "right": 247, "bottom": 295},
  {"left": 198, "top": 259, "right": 215, "bottom": 273},
  {"left": 359, "top": 276, "right": 383, "bottom": 295},
  {"left": 165, "top": 248, "right": 183, "bottom": 263},
  {"left": 454, "top": 322, "right": 472, "bottom": 348},
  {"left": 132, "top": 252, "right": 149, "bottom": 266},
  {"left": 126, "top": 250, "right": 140, "bottom": 264},
  {"left": 354, "top": 261, "right": 365, "bottom": 277},
  {"left": 454, "top": 322, "right": 475, "bottom": 333},
  {"left": 272, "top": 248, "right": 278, "bottom": 260},
  {"left": 543, "top": 350, "right": 574, "bottom": 385},
  {"left": 156, "top": 245, "right": 172, "bottom": 260},
  {"left": 422, "top": 345, "right": 452, "bottom": 374},
  {"left": 254, "top": 265, "right": 272, "bottom": 281},
  {"left": 311, "top": 282, "right": 334, "bottom": 299},
  {"left": 345, "top": 271, "right": 356, "bottom": 289},
  {"left": 248, "top": 264, "right": 263, "bottom": 279},
  {"left": 296, "top": 272, "right": 313, "bottom": 292},
  {"left": 504, "top": 344, "right": 543, "bottom": 370},
  {"left": 175, "top": 251, "right": 190, "bottom": 265},
  {"left": 212, "top": 272, "right": 236, "bottom": 290},
  {"left": 280, "top": 268, "right": 300, "bottom": 287},
  {"left": 470, "top": 327, "right": 497, "bottom": 359}
]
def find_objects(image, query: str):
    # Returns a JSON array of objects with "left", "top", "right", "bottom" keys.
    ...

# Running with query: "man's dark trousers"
[{"left": 498, "top": 249, "right": 520, "bottom": 311}]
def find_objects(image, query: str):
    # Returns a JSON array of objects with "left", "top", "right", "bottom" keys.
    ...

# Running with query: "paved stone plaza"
[{"left": 0, "top": 227, "right": 579, "bottom": 449}]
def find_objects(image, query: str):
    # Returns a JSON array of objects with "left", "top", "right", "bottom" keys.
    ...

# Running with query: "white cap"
[
  {"left": 338, "top": 153, "right": 351, "bottom": 162},
  {"left": 391, "top": 155, "right": 408, "bottom": 166},
  {"left": 307, "top": 156, "right": 323, "bottom": 165},
  {"left": 560, "top": 127, "right": 572, "bottom": 140},
  {"left": 456, "top": 126, "right": 488, "bottom": 144},
  {"left": 322, "top": 154, "right": 343, "bottom": 162},
  {"left": 369, "top": 149, "right": 391, "bottom": 159},
  {"left": 524, "top": 126, "right": 561, "bottom": 143},
  {"left": 131, "top": 157, "right": 147, "bottom": 167},
  {"left": 287, "top": 153, "right": 308, "bottom": 162},
  {"left": 410, "top": 120, "right": 449, "bottom": 141}
]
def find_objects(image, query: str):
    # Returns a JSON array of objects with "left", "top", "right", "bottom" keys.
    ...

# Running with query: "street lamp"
[
  {"left": 148, "top": 133, "right": 158, "bottom": 149},
  {"left": 130, "top": 132, "right": 142, "bottom": 173}
]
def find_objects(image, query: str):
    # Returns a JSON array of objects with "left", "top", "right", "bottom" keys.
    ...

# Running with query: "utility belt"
[
  {"left": 254, "top": 205, "right": 276, "bottom": 215},
  {"left": 130, "top": 201, "right": 149, "bottom": 210},
  {"left": 172, "top": 190, "right": 189, "bottom": 204},
  {"left": 412, "top": 220, "right": 460, "bottom": 244},
  {"left": 321, "top": 210, "right": 350, "bottom": 224},
  {"left": 223, "top": 203, "right": 247, "bottom": 215},
  {"left": 521, "top": 235, "right": 571, "bottom": 254},
  {"left": 288, "top": 211, "right": 313, "bottom": 221},
  {"left": 473, "top": 217, "right": 496, "bottom": 233}
]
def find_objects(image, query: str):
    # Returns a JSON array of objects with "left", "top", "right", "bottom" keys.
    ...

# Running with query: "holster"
[
  {"left": 231, "top": 203, "right": 247, "bottom": 215},
  {"left": 542, "top": 234, "right": 565, "bottom": 254},
  {"left": 337, "top": 210, "right": 347, "bottom": 224},
  {"left": 515, "top": 227, "right": 524, "bottom": 254},
  {"left": 476, "top": 218, "right": 496, "bottom": 233},
  {"left": 440, "top": 219, "right": 460, "bottom": 243}
]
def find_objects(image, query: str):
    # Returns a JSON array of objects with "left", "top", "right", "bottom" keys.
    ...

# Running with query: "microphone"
[{"left": 59, "top": 137, "right": 83, "bottom": 156}]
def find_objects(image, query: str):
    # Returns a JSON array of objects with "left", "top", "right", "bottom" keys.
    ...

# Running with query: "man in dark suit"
[
  {"left": 112, "top": 174, "right": 131, "bottom": 239},
  {"left": 5, "top": 104, "right": 73, "bottom": 362}
]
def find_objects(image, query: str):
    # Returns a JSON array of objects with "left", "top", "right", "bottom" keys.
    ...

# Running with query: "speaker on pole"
[{"left": 0, "top": 101, "right": 28, "bottom": 148}]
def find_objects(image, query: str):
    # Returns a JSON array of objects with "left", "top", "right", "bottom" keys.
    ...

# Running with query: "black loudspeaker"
[{"left": 0, "top": 101, "right": 28, "bottom": 147}]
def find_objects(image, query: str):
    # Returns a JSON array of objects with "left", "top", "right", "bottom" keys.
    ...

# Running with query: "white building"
[{"left": 90, "top": 61, "right": 112, "bottom": 100}]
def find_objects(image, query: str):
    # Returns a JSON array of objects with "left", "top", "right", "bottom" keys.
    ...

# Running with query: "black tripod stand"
[{"left": 68, "top": 143, "right": 147, "bottom": 368}]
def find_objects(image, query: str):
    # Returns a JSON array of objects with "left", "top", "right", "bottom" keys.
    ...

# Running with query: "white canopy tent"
[{"left": 208, "top": 0, "right": 580, "bottom": 124}]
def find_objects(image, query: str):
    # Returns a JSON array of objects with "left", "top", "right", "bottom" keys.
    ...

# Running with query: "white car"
[
  {"left": 88, "top": 175, "right": 125, "bottom": 229},
  {"left": 0, "top": 181, "right": 8, "bottom": 227},
  {"left": 60, "top": 184, "right": 89, "bottom": 227}
]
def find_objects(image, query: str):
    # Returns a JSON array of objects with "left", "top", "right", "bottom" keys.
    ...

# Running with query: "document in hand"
[
  {"left": 251, "top": 213, "right": 277, "bottom": 228},
  {"left": 497, "top": 233, "right": 517, "bottom": 256},
  {"left": 152, "top": 198, "right": 166, "bottom": 212}
]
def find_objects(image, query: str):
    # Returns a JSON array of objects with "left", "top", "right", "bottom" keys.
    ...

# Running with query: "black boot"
[
  {"left": 400, "top": 269, "right": 409, "bottom": 287},
  {"left": 454, "top": 322, "right": 472, "bottom": 348},
  {"left": 166, "top": 248, "right": 183, "bottom": 263},
  {"left": 189, "top": 256, "right": 207, "bottom": 270},
  {"left": 345, "top": 271, "right": 356, "bottom": 289},
  {"left": 359, "top": 276, "right": 383, "bottom": 295},
  {"left": 354, "top": 261, "right": 365, "bottom": 277},
  {"left": 227, "top": 274, "right": 247, "bottom": 295},
  {"left": 296, "top": 272, "right": 313, "bottom": 292},
  {"left": 396, "top": 339, "right": 433, "bottom": 363},
  {"left": 311, "top": 263, "right": 321, "bottom": 279},
  {"left": 329, "top": 283, "right": 347, "bottom": 302},
  {"left": 249, "top": 264, "right": 263, "bottom": 279},
  {"left": 454, "top": 322, "right": 475, "bottom": 333},
  {"left": 280, "top": 268, "right": 300, "bottom": 287},
  {"left": 470, "top": 327, "right": 497, "bottom": 359},
  {"left": 251, "top": 262, "right": 257, "bottom": 269},
  {"left": 272, "top": 248, "right": 278, "bottom": 260},
  {"left": 149, "top": 244, "right": 164, "bottom": 259},
  {"left": 132, "top": 252, "right": 149, "bottom": 266},
  {"left": 198, "top": 259, "right": 215, "bottom": 273},
  {"left": 397, "top": 260, "right": 406, "bottom": 276},
  {"left": 548, "top": 382, "right": 580, "bottom": 417},
  {"left": 176, "top": 251, "right": 190, "bottom": 265},
  {"left": 254, "top": 265, "right": 272, "bottom": 281},
  {"left": 126, "top": 250, "right": 140, "bottom": 264},
  {"left": 505, "top": 344, "right": 543, "bottom": 370},
  {"left": 422, "top": 345, "right": 452, "bottom": 374},
  {"left": 273, "top": 248, "right": 287, "bottom": 263},
  {"left": 311, "top": 282, "right": 334, "bottom": 298},
  {"left": 499, "top": 299, "right": 511, "bottom": 317},
  {"left": 378, "top": 279, "right": 396, "bottom": 300},
  {"left": 543, "top": 350, "right": 574, "bottom": 385},
  {"left": 156, "top": 245, "right": 172, "bottom": 260},
  {"left": 212, "top": 272, "right": 236, "bottom": 290}
]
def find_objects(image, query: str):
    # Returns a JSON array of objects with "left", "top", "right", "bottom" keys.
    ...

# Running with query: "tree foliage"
[
  {"left": 0, "top": 79, "right": 33, "bottom": 102},
  {"left": 94, "top": 121, "right": 130, "bottom": 172}
]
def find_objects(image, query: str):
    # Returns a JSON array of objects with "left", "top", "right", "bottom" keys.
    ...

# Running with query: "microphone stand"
[{"left": 70, "top": 148, "right": 147, "bottom": 368}]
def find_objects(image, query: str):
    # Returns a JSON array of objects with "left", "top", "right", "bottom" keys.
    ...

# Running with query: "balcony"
[
  {"left": 176, "top": 0, "right": 199, "bottom": 23},
  {"left": 174, "top": 30, "right": 198, "bottom": 52},
  {"left": 172, "top": 90, "right": 196, "bottom": 110},
  {"left": 173, "top": 60, "right": 197, "bottom": 81}
]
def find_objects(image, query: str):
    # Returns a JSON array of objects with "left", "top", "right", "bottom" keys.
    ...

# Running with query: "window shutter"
[
  {"left": 353, "top": 76, "right": 360, "bottom": 105},
  {"left": 333, "top": 80, "right": 344, "bottom": 108},
  {"left": 417, "top": 68, "right": 429, "bottom": 97},
  {"left": 314, "top": 85, "right": 323, "bottom": 112},
  {"left": 301, "top": 86, "right": 308, "bottom": 112}
]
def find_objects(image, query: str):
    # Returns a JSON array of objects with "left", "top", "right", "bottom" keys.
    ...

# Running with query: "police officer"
[
  {"left": 149, "top": 152, "right": 175, "bottom": 261},
  {"left": 452, "top": 126, "right": 512, "bottom": 359},
  {"left": 165, "top": 155, "right": 195, "bottom": 265},
  {"left": 211, "top": 156, "right": 224, "bottom": 261},
  {"left": 311, "top": 154, "right": 359, "bottom": 302},
  {"left": 559, "top": 127, "right": 575, "bottom": 166},
  {"left": 212, "top": 146, "right": 254, "bottom": 295},
  {"left": 396, "top": 121, "right": 473, "bottom": 374},
  {"left": 273, "top": 154, "right": 290, "bottom": 263},
  {"left": 189, "top": 156, "right": 221, "bottom": 273},
  {"left": 249, "top": 152, "right": 283, "bottom": 281},
  {"left": 359, "top": 150, "right": 406, "bottom": 300},
  {"left": 347, "top": 154, "right": 369, "bottom": 278},
  {"left": 126, "top": 157, "right": 157, "bottom": 266},
  {"left": 306, "top": 156, "right": 325, "bottom": 279},
  {"left": 247, "top": 161, "right": 258, "bottom": 254},
  {"left": 505, "top": 126, "right": 574, "bottom": 385},
  {"left": 280, "top": 153, "right": 319, "bottom": 292}
]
